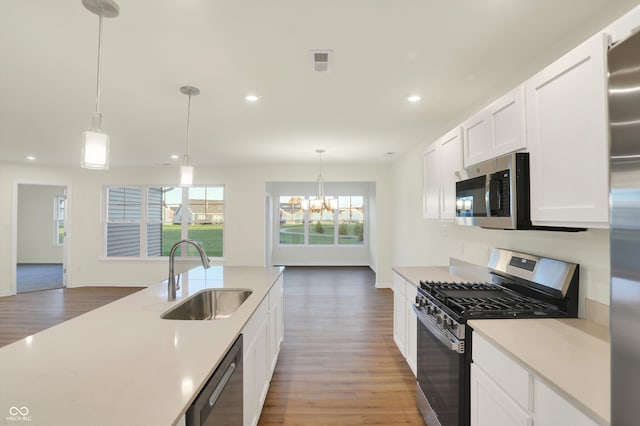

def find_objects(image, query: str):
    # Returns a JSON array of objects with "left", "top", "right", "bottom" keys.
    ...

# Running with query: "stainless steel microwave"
[
  {"left": 455, "top": 152, "right": 585, "bottom": 231},
  {"left": 455, "top": 152, "right": 532, "bottom": 230}
]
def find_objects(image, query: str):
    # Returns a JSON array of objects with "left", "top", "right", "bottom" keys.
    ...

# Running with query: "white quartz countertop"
[
  {"left": 469, "top": 318, "right": 610, "bottom": 424},
  {"left": 0, "top": 265, "right": 284, "bottom": 426},
  {"left": 392, "top": 265, "right": 491, "bottom": 286}
]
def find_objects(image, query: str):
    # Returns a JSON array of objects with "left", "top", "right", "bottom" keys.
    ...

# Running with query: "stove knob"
[
  {"left": 426, "top": 306, "right": 433, "bottom": 315},
  {"left": 442, "top": 318, "right": 451, "bottom": 330},
  {"left": 436, "top": 314, "right": 443, "bottom": 325}
]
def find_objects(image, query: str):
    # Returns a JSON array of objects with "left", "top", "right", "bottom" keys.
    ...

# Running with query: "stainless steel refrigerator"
[{"left": 608, "top": 29, "right": 640, "bottom": 426}]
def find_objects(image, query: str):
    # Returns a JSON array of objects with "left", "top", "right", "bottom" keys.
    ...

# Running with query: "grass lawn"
[
  {"left": 279, "top": 223, "right": 363, "bottom": 245},
  {"left": 162, "top": 224, "right": 223, "bottom": 257}
]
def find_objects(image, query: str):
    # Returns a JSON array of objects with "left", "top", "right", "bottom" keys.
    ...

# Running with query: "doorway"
[{"left": 16, "top": 184, "right": 67, "bottom": 293}]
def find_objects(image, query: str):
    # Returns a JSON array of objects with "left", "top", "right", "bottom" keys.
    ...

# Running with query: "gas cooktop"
[{"left": 418, "top": 280, "right": 571, "bottom": 320}]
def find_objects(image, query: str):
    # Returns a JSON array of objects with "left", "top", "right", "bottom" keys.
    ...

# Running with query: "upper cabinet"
[
  {"left": 525, "top": 33, "right": 609, "bottom": 228},
  {"left": 462, "top": 86, "right": 527, "bottom": 167},
  {"left": 423, "top": 127, "right": 463, "bottom": 221}
]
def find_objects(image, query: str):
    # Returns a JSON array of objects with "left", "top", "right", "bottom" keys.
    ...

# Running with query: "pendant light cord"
[
  {"left": 95, "top": 7, "right": 103, "bottom": 117},
  {"left": 184, "top": 92, "right": 192, "bottom": 166}
]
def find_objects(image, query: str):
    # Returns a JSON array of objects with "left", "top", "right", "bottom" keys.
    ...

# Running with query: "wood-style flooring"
[
  {"left": 258, "top": 266, "right": 425, "bottom": 426},
  {"left": 0, "top": 287, "right": 142, "bottom": 348}
]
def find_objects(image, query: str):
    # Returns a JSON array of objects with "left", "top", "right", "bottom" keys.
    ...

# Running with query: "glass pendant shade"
[
  {"left": 180, "top": 164, "right": 194, "bottom": 186},
  {"left": 81, "top": 130, "right": 110, "bottom": 170}
]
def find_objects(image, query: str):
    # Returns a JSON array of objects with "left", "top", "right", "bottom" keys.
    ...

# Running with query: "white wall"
[
  {"left": 17, "top": 184, "right": 65, "bottom": 263},
  {"left": 390, "top": 137, "right": 610, "bottom": 317},
  {"left": 0, "top": 161, "right": 392, "bottom": 295}
]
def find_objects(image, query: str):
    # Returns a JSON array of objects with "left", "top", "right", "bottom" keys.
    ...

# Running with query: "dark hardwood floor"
[
  {"left": 258, "top": 266, "right": 424, "bottom": 425},
  {"left": 0, "top": 286, "right": 142, "bottom": 348}
]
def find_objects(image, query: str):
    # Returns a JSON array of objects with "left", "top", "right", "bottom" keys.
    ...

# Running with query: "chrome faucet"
[{"left": 168, "top": 239, "right": 212, "bottom": 301}]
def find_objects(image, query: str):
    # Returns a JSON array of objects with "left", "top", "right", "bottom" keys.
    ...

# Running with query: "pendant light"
[
  {"left": 81, "top": 0, "right": 119, "bottom": 170},
  {"left": 312, "top": 149, "right": 335, "bottom": 211},
  {"left": 180, "top": 86, "right": 200, "bottom": 186}
]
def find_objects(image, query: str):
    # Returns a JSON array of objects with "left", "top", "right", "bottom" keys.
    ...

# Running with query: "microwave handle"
[
  {"left": 486, "top": 178, "right": 501, "bottom": 215},
  {"left": 485, "top": 179, "right": 492, "bottom": 217}
]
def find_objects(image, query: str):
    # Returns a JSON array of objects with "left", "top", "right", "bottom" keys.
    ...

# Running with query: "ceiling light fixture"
[
  {"left": 311, "top": 149, "right": 336, "bottom": 211},
  {"left": 179, "top": 85, "right": 200, "bottom": 187},
  {"left": 407, "top": 94, "right": 422, "bottom": 103},
  {"left": 245, "top": 94, "right": 259, "bottom": 102},
  {"left": 80, "top": 0, "right": 119, "bottom": 170},
  {"left": 26, "top": 156, "right": 36, "bottom": 161}
]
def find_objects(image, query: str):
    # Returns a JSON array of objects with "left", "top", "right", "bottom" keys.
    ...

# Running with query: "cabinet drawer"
[{"left": 473, "top": 332, "right": 531, "bottom": 411}]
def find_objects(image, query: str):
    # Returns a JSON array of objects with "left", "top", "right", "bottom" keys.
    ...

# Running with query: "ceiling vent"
[{"left": 311, "top": 50, "right": 332, "bottom": 72}]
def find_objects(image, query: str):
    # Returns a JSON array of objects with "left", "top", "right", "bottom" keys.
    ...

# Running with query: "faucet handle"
[{"left": 176, "top": 274, "right": 181, "bottom": 291}]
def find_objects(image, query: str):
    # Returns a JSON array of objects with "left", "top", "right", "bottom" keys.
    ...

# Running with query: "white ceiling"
[{"left": 1, "top": 0, "right": 639, "bottom": 168}]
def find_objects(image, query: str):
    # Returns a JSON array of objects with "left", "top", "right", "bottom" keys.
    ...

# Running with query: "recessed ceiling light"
[
  {"left": 170, "top": 154, "right": 179, "bottom": 160},
  {"left": 245, "top": 94, "right": 260, "bottom": 102},
  {"left": 407, "top": 95, "right": 422, "bottom": 103},
  {"left": 26, "top": 156, "right": 36, "bottom": 161}
]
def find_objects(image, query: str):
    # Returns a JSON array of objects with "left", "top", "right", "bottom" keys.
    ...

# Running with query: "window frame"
[
  {"left": 103, "top": 185, "right": 225, "bottom": 260},
  {"left": 277, "top": 193, "right": 367, "bottom": 247},
  {"left": 53, "top": 195, "right": 65, "bottom": 247}
]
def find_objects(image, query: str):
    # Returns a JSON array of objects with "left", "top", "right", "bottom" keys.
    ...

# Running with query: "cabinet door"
[
  {"left": 243, "top": 299, "right": 269, "bottom": 426},
  {"left": 440, "top": 127, "right": 463, "bottom": 220},
  {"left": 471, "top": 364, "right": 533, "bottom": 426},
  {"left": 463, "top": 111, "right": 492, "bottom": 167},
  {"left": 393, "top": 289, "right": 406, "bottom": 356},
  {"left": 405, "top": 285, "right": 418, "bottom": 376},
  {"left": 268, "top": 276, "right": 284, "bottom": 374},
  {"left": 423, "top": 142, "right": 441, "bottom": 219},
  {"left": 490, "top": 86, "right": 526, "bottom": 159},
  {"left": 463, "top": 86, "right": 526, "bottom": 167},
  {"left": 526, "top": 33, "right": 609, "bottom": 228},
  {"left": 533, "top": 378, "right": 598, "bottom": 426}
]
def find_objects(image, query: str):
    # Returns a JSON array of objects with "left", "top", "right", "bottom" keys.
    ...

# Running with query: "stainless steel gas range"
[{"left": 412, "top": 248, "right": 579, "bottom": 426}]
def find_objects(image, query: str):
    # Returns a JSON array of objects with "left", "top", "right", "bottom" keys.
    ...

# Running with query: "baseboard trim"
[
  {"left": 66, "top": 282, "right": 150, "bottom": 288},
  {"left": 375, "top": 281, "right": 392, "bottom": 289}
]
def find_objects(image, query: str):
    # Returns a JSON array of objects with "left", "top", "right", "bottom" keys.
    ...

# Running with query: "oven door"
[{"left": 413, "top": 307, "right": 469, "bottom": 426}]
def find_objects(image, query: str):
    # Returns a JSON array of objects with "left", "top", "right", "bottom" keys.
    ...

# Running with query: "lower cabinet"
[
  {"left": 392, "top": 272, "right": 417, "bottom": 377},
  {"left": 471, "top": 332, "right": 598, "bottom": 426},
  {"left": 243, "top": 277, "right": 284, "bottom": 426},
  {"left": 471, "top": 364, "right": 532, "bottom": 426}
]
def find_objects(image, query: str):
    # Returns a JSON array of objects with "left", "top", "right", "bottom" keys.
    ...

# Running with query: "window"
[
  {"left": 54, "top": 195, "right": 65, "bottom": 246},
  {"left": 105, "top": 185, "right": 224, "bottom": 258},
  {"left": 278, "top": 195, "right": 365, "bottom": 246}
]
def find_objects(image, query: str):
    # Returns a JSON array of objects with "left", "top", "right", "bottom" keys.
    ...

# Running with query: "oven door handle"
[{"left": 412, "top": 305, "right": 462, "bottom": 353}]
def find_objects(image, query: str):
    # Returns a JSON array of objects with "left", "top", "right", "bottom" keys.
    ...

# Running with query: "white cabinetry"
[
  {"left": 243, "top": 278, "right": 283, "bottom": 426},
  {"left": 471, "top": 332, "right": 599, "bottom": 426},
  {"left": 405, "top": 284, "right": 417, "bottom": 375},
  {"left": 525, "top": 33, "right": 609, "bottom": 228},
  {"left": 606, "top": 5, "right": 640, "bottom": 45},
  {"left": 533, "top": 378, "right": 598, "bottom": 426},
  {"left": 392, "top": 273, "right": 407, "bottom": 355},
  {"left": 462, "top": 86, "right": 526, "bottom": 167},
  {"left": 423, "top": 127, "right": 463, "bottom": 221},
  {"left": 471, "top": 364, "right": 532, "bottom": 426},
  {"left": 392, "top": 272, "right": 417, "bottom": 377},
  {"left": 268, "top": 276, "right": 284, "bottom": 373}
]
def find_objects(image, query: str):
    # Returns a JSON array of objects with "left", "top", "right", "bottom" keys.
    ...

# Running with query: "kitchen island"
[{"left": 0, "top": 265, "right": 284, "bottom": 426}]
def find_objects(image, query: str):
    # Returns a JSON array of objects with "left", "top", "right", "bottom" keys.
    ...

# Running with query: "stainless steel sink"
[{"left": 161, "top": 288, "right": 253, "bottom": 320}]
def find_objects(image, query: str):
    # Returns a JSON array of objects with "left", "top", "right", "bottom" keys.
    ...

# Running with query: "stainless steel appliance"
[
  {"left": 455, "top": 153, "right": 584, "bottom": 231},
  {"left": 608, "top": 29, "right": 640, "bottom": 426},
  {"left": 186, "top": 335, "right": 243, "bottom": 426},
  {"left": 413, "top": 248, "right": 579, "bottom": 426}
]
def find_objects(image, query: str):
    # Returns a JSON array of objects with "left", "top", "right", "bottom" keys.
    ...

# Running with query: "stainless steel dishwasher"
[{"left": 186, "top": 335, "right": 243, "bottom": 426}]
